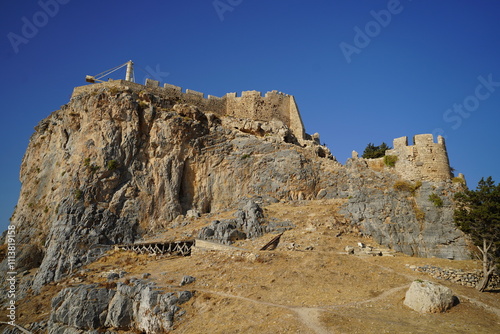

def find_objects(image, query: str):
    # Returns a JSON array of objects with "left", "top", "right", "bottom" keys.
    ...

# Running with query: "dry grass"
[{"left": 5, "top": 199, "right": 500, "bottom": 334}]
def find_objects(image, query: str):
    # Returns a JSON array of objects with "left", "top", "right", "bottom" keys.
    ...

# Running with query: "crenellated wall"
[
  {"left": 71, "top": 79, "right": 305, "bottom": 141},
  {"left": 72, "top": 82, "right": 455, "bottom": 181},
  {"left": 385, "top": 134, "right": 452, "bottom": 182}
]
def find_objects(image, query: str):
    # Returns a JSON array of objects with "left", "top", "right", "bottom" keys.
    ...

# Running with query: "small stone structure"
[{"left": 72, "top": 79, "right": 305, "bottom": 142}]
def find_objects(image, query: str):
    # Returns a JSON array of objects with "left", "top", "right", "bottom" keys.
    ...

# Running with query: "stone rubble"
[{"left": 407, "top": 265, "right": 500, "bottom": 289}]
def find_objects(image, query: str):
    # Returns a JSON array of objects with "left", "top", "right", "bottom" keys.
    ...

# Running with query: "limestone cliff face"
[{"left": 6, "top": 84, "right": 470, "bottom": 292}]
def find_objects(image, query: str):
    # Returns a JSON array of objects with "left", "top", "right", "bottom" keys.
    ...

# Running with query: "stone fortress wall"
[
  {"left": 72, "top": 80, "right": 455, "bottom": 182},
  {"left": 385, "top": 134, "right": 452, "bottom": 182},
  {"left": 72, "top": 79, "right": 305, "bottom": 142}
]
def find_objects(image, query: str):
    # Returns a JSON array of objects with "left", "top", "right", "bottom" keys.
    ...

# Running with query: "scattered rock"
[
  {"left": 107, "top": 272, "right": 120, "bottom": 281},
  {"left": 186, "top": 209, "right": 201, "bottom": 218},
  {"left": 316, "top": 189, "right": 327, "bottom": 199},
  {"left": 180, "top": 275, "right": 196, "bottom": 286},
  {"left": 404, "top": 280, "right": 457, "bottom": 313},
  {"left": 345, "top": 246, "right": 355, "bottom": 254}
]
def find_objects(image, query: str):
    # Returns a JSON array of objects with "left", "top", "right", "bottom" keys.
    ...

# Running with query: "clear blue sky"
[{"left": 1, "top": 0, "right": 500, "bottom": 232}]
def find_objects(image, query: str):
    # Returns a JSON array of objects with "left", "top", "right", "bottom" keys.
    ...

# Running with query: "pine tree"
[
  {"left": 361, "top": 142, "right": 391, "bottom": 159},
  {"left": 454, "top": 177, "right": 500, "bottom": 292}
]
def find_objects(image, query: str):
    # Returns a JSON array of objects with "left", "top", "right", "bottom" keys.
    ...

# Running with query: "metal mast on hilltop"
[{"left": 85, "top": 60, "right": 134, "bottom": 83}]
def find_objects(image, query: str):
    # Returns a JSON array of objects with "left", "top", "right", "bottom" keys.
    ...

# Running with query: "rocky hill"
[{"left": 1, "top": 81, "right": 484, "bottom": 333}]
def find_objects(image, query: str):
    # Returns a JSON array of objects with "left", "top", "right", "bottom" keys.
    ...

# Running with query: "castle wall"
[
  {"left": 71, "top": 79, "right": 305, "bottom": 140},
  {"left": 386, "top": 134, "right": 452, "bottom": 182}
]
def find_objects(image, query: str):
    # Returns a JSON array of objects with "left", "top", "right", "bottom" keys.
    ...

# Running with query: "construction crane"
[{"left": 85, "top": 60, "right": 134, "bottom": 83}]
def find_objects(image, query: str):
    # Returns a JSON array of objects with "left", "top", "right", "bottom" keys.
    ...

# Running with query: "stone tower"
[{"left": 385, "top": 134, "right": 452, "bottom": 182}]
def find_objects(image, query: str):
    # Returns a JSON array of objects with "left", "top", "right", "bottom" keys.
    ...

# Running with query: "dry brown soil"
[{"left": 6, "top": 200, "right": 500, "bottom": 333}]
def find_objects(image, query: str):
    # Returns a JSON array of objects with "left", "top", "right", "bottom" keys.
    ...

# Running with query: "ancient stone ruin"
[
  {"left": 72, "top": 78, "right": 456, "bottom": 184},
  {"left": 72, "top": 79, "right": 306, "bottom": 144}
]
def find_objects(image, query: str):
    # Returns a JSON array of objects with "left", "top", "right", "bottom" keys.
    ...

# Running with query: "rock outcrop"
[
  {"left": 3, "top": 83, "right": 471, "bottom": 296},
  {"left": 316, "top": 158, "right": 469, "bottom": 260},
  {"left": 197, "top": 200, "right": 266, "bottom": 244},
  {"left": 48, "top": 280, "right": 192, "bottom": 333}
]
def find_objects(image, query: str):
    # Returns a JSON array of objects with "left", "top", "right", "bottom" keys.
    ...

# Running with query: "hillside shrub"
[
  {"left": 394, "top": 180, "right": 421, "bottom": 195},
  {"left": 429, "top": 193, "right": 444, "bottom": 207},
  {"left": 384, "top": 155, "right": 398, "bottom": 167},
  {"left": 74, "top": 189, "right": 83, "bottom": 200},
  {"left": 107, "top": 160, "right": 119, "bottom": 171},
  {"left": 415, "top": 209, "right": 425, "bottom": 221}
]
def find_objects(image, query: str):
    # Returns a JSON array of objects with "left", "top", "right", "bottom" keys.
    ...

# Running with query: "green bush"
[
  {"left": 107, "top": 160, "right": 119, "bottom": 171},
  {"left": 74, "top": 189, "right": 83, "bottom": 200},
  {"left": 384, "top": 155, "right": 398, "bottom": 167},
  {"left": 452, "top": 177, "right": 465, "bottom": 184},
  {"left": 428, "top": 193, "right": 444, "bottom": 207},
  {"left": 89, "top": 164, "right": 100, "bottom": 174}
]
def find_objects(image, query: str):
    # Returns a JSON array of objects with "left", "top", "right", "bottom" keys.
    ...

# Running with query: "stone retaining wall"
[{"left": 410, "top": 265, "right": 499, "bottom": 289}]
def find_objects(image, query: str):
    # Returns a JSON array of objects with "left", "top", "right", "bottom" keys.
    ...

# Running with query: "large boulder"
[{"left": 403, "top": 280, "right": 457, "bottom": 313}]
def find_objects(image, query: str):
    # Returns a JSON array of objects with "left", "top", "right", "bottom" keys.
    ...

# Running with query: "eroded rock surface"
[
  {"left": 3, "top": 85, "right": 471, "bottom": 296},
  {"left": 48, "top": 280, "right": 192, "bottom": 334}
]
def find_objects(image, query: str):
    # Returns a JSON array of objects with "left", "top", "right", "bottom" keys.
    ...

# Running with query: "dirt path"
[
  {"left": 293, "top": 307, "right": 330, "bottom": 334},
  {"left": 195, "top": 282, "right": 411, "bottom": 334},
  {"left": 324, "top": 284, "right": 410, "bottom": 310},
  {"left": 190, "top": 257, "right": 500, "bottom": 333},
  {"left": 358, "top": 257, "right": 500, "bottom": 318}
]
